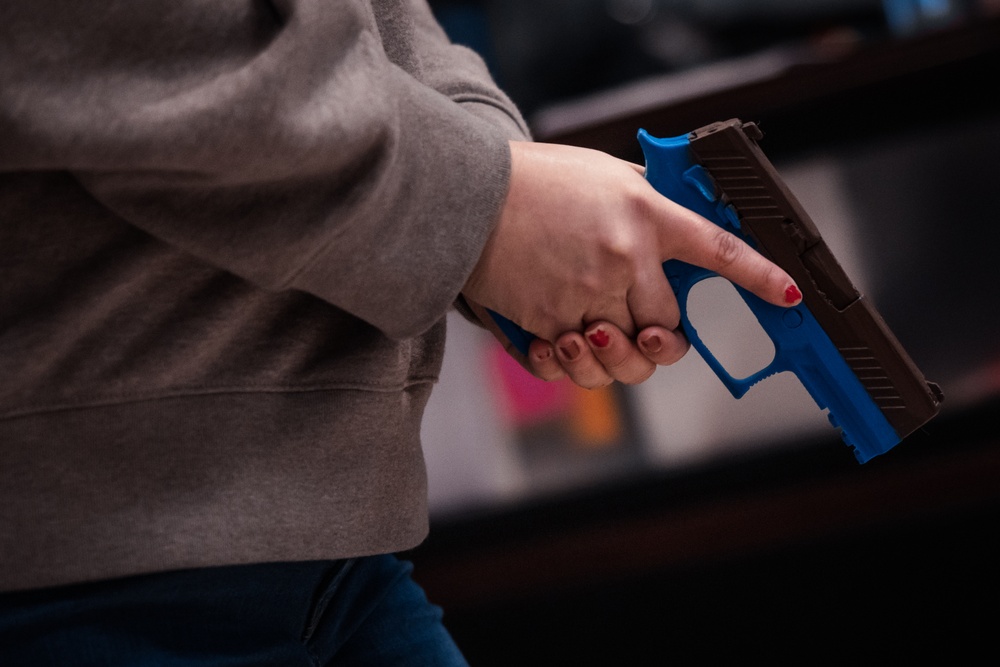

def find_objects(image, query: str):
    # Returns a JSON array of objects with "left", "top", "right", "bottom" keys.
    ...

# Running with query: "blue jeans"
[{"left": 0, "top": 554, "right": 469, "bottom": 666}]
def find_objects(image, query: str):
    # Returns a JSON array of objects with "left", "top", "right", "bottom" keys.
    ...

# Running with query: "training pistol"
[{"left": 489, "top": 118, "right": 943, "bottom": 463}]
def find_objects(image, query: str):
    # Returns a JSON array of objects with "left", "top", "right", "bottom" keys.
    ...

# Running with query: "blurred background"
[{"left": 412, "top": 1, "right": 1000, "bottom": 661}]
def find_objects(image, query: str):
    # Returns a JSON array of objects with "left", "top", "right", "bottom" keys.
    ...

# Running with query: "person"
[{"left": 0, "top": 0, "right": 801, "bottom": 664}]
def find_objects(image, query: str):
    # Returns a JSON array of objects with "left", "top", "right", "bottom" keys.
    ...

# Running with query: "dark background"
[{"left": 412, "top": 2, "right": 1000, "bottom": 662}]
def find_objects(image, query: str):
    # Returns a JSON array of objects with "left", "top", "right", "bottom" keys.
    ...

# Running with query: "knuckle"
[
  {"left": 595, "top": 234, "right": 636, "bottom": 282},
  {"left": 577, "top": 271, "right": 606, "bottom": 302},
  {"left": 597, "top": 348, "right": 654, "bottom": 385},
  {"left": 712, "top": 229, "right": 745, "bottom": 268},
  {"left": 626, "top": 181, "right": 655, "bottom": 222},
  {"left": 649, "top": 333, "right": 689, "bottom": 367}
]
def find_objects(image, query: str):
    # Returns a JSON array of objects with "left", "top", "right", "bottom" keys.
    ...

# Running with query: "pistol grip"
[{"left": 488, "top": 309, "right": 535, "bottom": 356}]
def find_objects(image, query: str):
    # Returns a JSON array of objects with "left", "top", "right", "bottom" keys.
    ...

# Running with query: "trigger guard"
[{"left": 668, "top": 262, "right": 775, "bottom": 399}]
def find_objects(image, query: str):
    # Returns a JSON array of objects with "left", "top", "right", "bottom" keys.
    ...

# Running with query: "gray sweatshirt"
[{"left": 0, "top": 0, "right": 530, "bottom": 591}]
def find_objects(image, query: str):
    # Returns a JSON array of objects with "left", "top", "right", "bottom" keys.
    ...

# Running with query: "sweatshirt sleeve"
[
  {"left": 388, "top": 0, "right": 531, "bottom": 142},
  {"left": 0, "top": 0, "right": 529, "bottom": 339}
]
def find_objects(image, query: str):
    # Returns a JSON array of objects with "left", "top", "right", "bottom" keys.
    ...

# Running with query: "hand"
[
  {"left": 462, "top": 141, "right": 800, "bottom": 348},
  {"left": 528, "top": 321, "right": 690, "bottom": 389},
  {"left": 465, "top": 297, "right": 686, "bottom": 389}
]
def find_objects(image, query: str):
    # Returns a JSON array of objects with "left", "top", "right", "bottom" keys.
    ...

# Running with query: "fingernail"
[
  {"left": 587, "top": 328, "right": 610, "bottom": 348},
  {"left": 640, "top": 333, "right": 662, "bottom": 354},
  {"left": 785, "top": 284, "right": 802, "bottom": 305},
  {"left": 558, "top": 340, "right": 581, "bottom": 361}
]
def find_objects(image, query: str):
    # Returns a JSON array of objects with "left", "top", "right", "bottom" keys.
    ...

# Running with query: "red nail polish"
[
  {"left": 640, "top": 333, "right": 662, "bottom": 354},
  {"left": 588, "top": 329, "right": 610, "bottom": 348},
  {"left": 559, "top": 341, "right": 581, "bottom": 361},
  {"left": 785, "top": 284, "right": 802, "bottom": 304}
]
